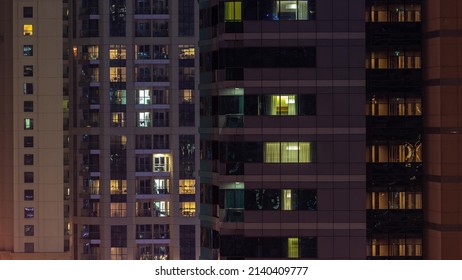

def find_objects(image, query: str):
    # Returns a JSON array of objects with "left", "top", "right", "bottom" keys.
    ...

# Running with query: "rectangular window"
[
  {"left": 264, "top": 95, "right": 297, "bottom": 115},
  {"left": 23, "top": 7, "right": 33, "bottom": 18},
  {"left": 111, "top": 112, "right": 126, "bottom": 127},
  {"left": 287, "top": 237, "right": 299, "bottom": 258},
  {"left": 110, "top": 203, "right": 127, "bottom": 217},
  {"left": 109, "top": 0, "right": 127, "bottom": 36},
  {"left": 23, "top": 25, "right": 33, "bottom": 36},
  {"left": 224, "top": 1, "right": 242, "bottom": 22},
  {"left": 24, "top": 225, "right": 34, "bottom": 236},
  {"left": 24, "top": 243, "right": 34, "bottom": 253},
  {"left": 24, "top": 65, "right": 33, "bottom": 77},
  {"left": 180, "top": 202, "right": 196, "bottom": 217},
  {"left": 264, "top": 142, "right": 313, "bottom": 163},
  {"left": 24, "top": 136, "right": 34, "bottom": 147},
  {"left": 23, "top": 45, "right": 33, "bottom": 56},
  {"left": 24, "top": 118, "right": 33, "bottom": 130},
  {"left": 24, "top": 190, "right": 34, "bottom": 201},
  {"left": 137, "top": 112, "right": 151, "bottom": 127},
  {"left": 109, "top": 45, "right": 127, "bottom": 60},
  {"left": 24, "top": 154, "right": 34, "bottom": 165},
  {"left": 24, "top": 172, "right": 34, "bottom": 183},
  {"left": 24, "top": 101, "right": 33, "bottom": 112},
  {"left": 136, "top": 89, "right": 151, "bottom": 104},
  {"left": 24, "top": 207, "right": 34, "bottom": 218},
  {"left": 24, "top": 83, "right": 33, "bottom": 95}
]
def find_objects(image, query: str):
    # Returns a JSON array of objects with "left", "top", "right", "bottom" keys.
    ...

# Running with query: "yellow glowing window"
[
  {"left": 288, "top": 238, "right": 299, "bottom": 258},
  {"left": 23, "top": 24, "right": 33, "bottom": 36},
  {"left": 224, "top": 2, "right": 242, "bottom": 22},
  {"left": 180, "top": 202, "right": 196, "bottom": 217},
  {"left": 264, "top": 142, "right": 312, "bottom": 163}
]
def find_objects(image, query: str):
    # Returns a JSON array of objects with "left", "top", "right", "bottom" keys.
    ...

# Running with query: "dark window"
[
  {"left": 23, "top": 45, "right": 33, "bottom": 56},
  {"left": 24, "top": 242, "right": 34, "bottom": 253},
  {"left": 24, "top": 136, "right": 34, "bottom": 147},
  {"left": 24, "top": 190, "right": 34, "bottom": 201},
  {"left": 24, "top": 207, "right": 34, "bottom": 218},
  {"left": 24, "top": 65, "right": 33, "bottom": 77},
  {"left": 178, "top": 0, "right": 194, "bottom": 36},
  {"left": 111, "top": 225, "right": 127, "bottom": 247},
  {"left": 23, "top": 7, "right": 33, "bottom": 18},
  {"left": 109, "top": 0, "right": 126, "bottom": 36},
  {"left": 24, "top": 172, "right": 34, "bottom": 183},
  {"left": 245, "top": 189, "right": 281, "bottom": 210},
  {"left": 179, "top": 104, "right": 195, "bottom": 126},
  {"left": 24, "top": 225, "right": 34, "bottom": 236},
  {"left": 299, "top": 189, "right": 317, "bottom": 210},
  {"left": 180, "top": 225, "right": 196, "bottom": 259},
  {"left": 300, "top": 237, "right": 317, "bottom": 258},
  {"left": 24, "top": 83, "right": 33, "bottom": 95},
  {"left": 24, "top": 154, "right": 34, "bottom": 165},
  {"left": 24, "top": 101, "right": 33, "bottom": 112},
  {"left": 298, "top": 94, "right": 316, "bottom": 115}
]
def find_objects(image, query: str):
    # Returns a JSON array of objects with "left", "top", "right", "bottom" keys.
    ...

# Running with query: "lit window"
[
  {"left": 179, "top": 179, "right": 195, "bottom": 194},
  {"left": 137, "top": 89, "right": 151, "bottom": 104},
  {"left": 154, "top": 178, "right": 170, "bottom": 194},
  {"left": 224, "top": 2, "right": 242, "bottom": 22},
  {"left": 180, "top": 90, "right": 193, "bottom": 103},
  {"left": 264, "top": 95, "right": 297, "bottom": 115},
  {"left": 23, "top": 24, "right": 33, "bottom": 36},
  {"left": 264, "top": 142, "right": 312, "bottom": 163},
  {"left": 109, "top": 45, "right": 127, "bottom": 60},
  {"left": 153, "top": 154, "right": 170, "bottom": 172},
  {"left": 154, "top": 201, "right": 169, "bottom": 217},
  {"left": 137, "top": 112, "right": 151, "bottom": 127},
  {"left": 24, "top": 118, "right": 33, "bottom": 130},
  {"left": 180, "top": 202, "right": 196, "bottom": 217},
  {"left": 110, "top": 203, "right": 127, "bottom": 217},
  {"left": 110, "top": 67, "right": 126, "bottom": 82},
  {"left": 110, "top": 90, "right": 126, "bottom": 105},
  {"left": 282, "top": 189, "right": 296, "bottom": 210},
  {"left": 287, "top": 238, "right": 299, "bottom": 258},
  {"left": 178, "top": 45, "right": 195, "bottom": 59},
  {"left": 110, "top": 180, "right": 127, "bottom": 194},
  {"left": 262, "top": 0, "right": 315, "bottom": 20}
]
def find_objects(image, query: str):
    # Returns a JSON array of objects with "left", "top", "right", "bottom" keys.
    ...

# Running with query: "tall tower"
[
  {"left": 0, "top": 0, "right": 70, "bottom": 259},
  {"left": 68, "top": 0, "right": 200, "bottom": 259},
  {"left": 365, "top": 0, "right": 424, "bottom": 259},
  {"left": 423, "top": 0, "right": 462, "bottom": 259},
  {"left": 199, "top": 0, "right": 367, "bottom": 259}
]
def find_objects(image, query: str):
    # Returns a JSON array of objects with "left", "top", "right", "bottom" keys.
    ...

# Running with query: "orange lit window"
[{"left": 23, "top": 24, "right": 33, "bottom": 36}]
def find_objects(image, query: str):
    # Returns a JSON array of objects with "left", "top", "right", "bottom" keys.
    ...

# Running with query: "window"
[
  {"left": 24, "top": 172, "right": 34, "bottom": 183},
  {"left": 109, "top": 45, "right": 127, "bottom": 59},
  {"left": 136, "top": 224, "right": 152, "bottom": 239},
  {"left": 24, "top": 65, "right": 33, "bottom": 77},
  {"left": 24, "top": 154, "right": 34, "bottom": 165},
  {"left": 367, "top": 143, "right": 422, "bottom": 163},
  {"left": 282, "top": 189, "right": 297, "bottom": 210},
  {"left": 224, "top": 1, "right": 242, "bottom": 22},
  {"left": 264, "top": 142, "right": 313, "bottom": 163},
  {"left": 24, "top": 243, "right": 34, "bottom": 253},
  {"left": 24, "top": 118, "right": 33, "bottom": 130},
  {"left": 110, "top": 89, "right": 126, "bottom": 105},
  {"left": 263, "top": 95, "right": 297, "bottom": 115},
  {"left": 179, "top": 179, "right": 195, "bottom": 194},
  {"left": 180, "top": 90, "right": 193, "bottom": 103},
  {"left": 261, "top": 0, "right": 315, "bottom": 20},
  {"left": 137, "top": 89, "right": 151, "bottom": 104},
  {"left": 109, "top": 0, "right": 126, "bottom": 37},
  {"left": 24, "top": 190, "right": 34, "bottom": 201},
  {"left": 110, "top": 203, "right": 127, "bottom": 217},
  {"left": 153, "top": 154, "right": 170, "bottom": 172},
  {"left": 23, "top": 25, "right": 33, "bottom": 36},
  {"left": 24, "top": 136, "right": 34, "bottom": 147},
  {"left": 24, "top": 101, "right": 33, "bottom": 112},
  {"left": 154, "top": 201, "right": 169, "bottom": 217},
  {"left": 366, "top": 97, "right": 422, "bottom": 116},
  {"left": 24, "top": 83, "right": 33, "bottom": 95},
  {"left": 110, "top": 67, "right": 126, "bottom": 82},
  {"left": 179, "top": 45, "right": 195, "bottom": 59},
  {"left": 178, "top": 0, "right": 194, "bottom": 36},
  {"left": 180, "top": 202, "right": 196, "bottom": 217},
  {"left": 23, "top": 45, "right": 33, "bottom": 56},
  {"left": 23, "top": 7, "right": 33, "bottom": 18},
  {"left": 24, "top": 225, "right": 34, "bottom": 236},
  {"left": 24, "top": 207, "right": 34, "bottom": 218},
  {"left": 137, "top": 112, "right": 151, "bottom": 127},
  {"left": 367, "top": 192, "right": 422, "bottom": 210},
  {"left": 111, "top": 112, "right": 126, "bottom": 127}
]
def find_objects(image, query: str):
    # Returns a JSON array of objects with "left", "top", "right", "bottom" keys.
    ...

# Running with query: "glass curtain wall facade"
[
  {"left": 199, "top": 0, "right": 367, "bottom": 259},
  {"left": 69, "top": 0, "right": 199, "bottom": 260},
  {"left": 365, "top": 0, "right": 423, "bottom": 259}
]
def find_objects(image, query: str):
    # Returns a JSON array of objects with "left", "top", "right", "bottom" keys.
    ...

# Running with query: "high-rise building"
[
  {"left": 365, "top": 0, "right": 423, "bottom": 259},
  {"left": 68, "top": 0, "right": 200, "bottom": 260},
  {"left": 0, "top": 0, "right": 70, "bottom": 259},
  {"left": 199, "top": 0, "right": 367, "bottom": 259}
]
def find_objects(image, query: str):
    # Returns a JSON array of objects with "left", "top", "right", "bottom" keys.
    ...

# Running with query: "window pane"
[
  {"left": 23, "top": 25, "right": 33, "bottom": 36},
  {"left": 264, "top": 142, "right": 280, "bottom": 163}
]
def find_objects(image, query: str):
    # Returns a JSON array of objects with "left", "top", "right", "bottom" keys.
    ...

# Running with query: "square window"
[
  {"left": 24, "top": 136, "right": 34, "bottom": 147},
  {"left": 23, "top": 65, "right": 33, "bottom": 76},
  {"left": 23, "top": 24, "right": 33, "bottom": 36},
  {"left": 24, "top": 172, "right": 34, "bottom": 183},
  {"left": 24, "top": 118, "right": 33, "bottom": 130},
  {"left": 24, "top": 190, "right": 34, "bottom": 201},
  {"left": 24, "top": 242, "right": 34, "bottom": 253},
  {"left": 24, "top": 154, "right": 34, "bottom": 165},
  {"left": 24, "top": 83, "right": 33, "bottom": 94},
  {"left": 24, "top": 207, "right": 34, "bottom": 218},
  {"left": 23, "top": 45, "right": 33, "bottom": 56},
  {"left": 24, "top": 101, "right": 33, "bottom": 112},
  {"left": 23, "top": 7, "right": 33, "bottom": 18},
  {"left": 24, "top": 225, "right": 34, "bottom": 236}
]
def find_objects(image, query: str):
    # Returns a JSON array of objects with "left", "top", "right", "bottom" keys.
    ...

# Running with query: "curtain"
[
  {"left": 298, "top": 142, "right": 311, "bottom": 162},
  {"left": 264, "top": 143, "right": 280, "bottom": 162}
]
